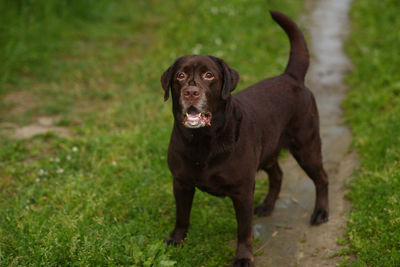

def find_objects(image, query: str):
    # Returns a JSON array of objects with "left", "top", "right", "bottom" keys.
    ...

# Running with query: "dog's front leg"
[
  {"left": 231, "top": 193, "right": 254, "bottom": 267},
  {"left": 165, "top": 178, "right": 195, "bottom": 246}
]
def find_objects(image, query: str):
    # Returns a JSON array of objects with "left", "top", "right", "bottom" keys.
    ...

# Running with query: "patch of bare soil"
[
  {"left": 1, "top": 91, "right": 70, "bottom": 139},
  {"left": 0, "top": 116, "right": 69, "bottom": 140},
  {"left": 254, "top": 0, "right": 357, "bottom": 266}
]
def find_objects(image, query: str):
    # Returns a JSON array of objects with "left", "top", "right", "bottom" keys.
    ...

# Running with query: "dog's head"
[{"left": 161, "top": 55, "right": 239, "bottom": 129}]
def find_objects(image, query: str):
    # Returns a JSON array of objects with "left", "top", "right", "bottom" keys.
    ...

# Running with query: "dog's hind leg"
[
  {"left": 289, "top": 133, "right": 329, "bottom": 225},
  {"left": 254, "top": 162, "right": 283, "bottom": 217}
]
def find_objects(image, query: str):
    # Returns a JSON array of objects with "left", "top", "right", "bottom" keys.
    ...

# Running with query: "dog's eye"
[
  {"left": 177, "top": 72, "right": 186, "bottom": 80},
  {"left": 204, "top": 72, "right": 214, "bottom": 80}
]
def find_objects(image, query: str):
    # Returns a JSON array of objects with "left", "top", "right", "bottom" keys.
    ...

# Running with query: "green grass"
[
  {"left": 0, "top": 0, "right": 304, "bottom": 266},
  {"left": 0, "top": 0, "right": 113, "bottom": 88},
  {"left": 344, "top": 0, "right": 400, "bottom": 265}
]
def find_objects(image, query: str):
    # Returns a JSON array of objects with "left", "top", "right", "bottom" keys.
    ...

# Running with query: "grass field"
[
  {"left": 0, "top": 0, "right": 304, "bottom": 266},
  {"left": 344, "top": 0, "right": 400, "bottom": 265}
]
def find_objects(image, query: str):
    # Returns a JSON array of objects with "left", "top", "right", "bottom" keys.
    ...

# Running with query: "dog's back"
[{"left": 232, "top": 10, "right": 317, "bottom": 165}]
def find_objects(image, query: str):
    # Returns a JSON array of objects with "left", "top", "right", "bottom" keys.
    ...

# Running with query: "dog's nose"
[{"left": 183, "top": 86, "right": 201, "bottom": 101}]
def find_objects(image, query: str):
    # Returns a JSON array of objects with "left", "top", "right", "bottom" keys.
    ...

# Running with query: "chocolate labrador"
[{"left": 161, "top": 10, "right": 328, "bottom": 267}]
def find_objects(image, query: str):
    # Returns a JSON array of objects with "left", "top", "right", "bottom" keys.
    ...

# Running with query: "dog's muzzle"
[{"left": 181, "top": 87, "right": 211, "bottom": 128}]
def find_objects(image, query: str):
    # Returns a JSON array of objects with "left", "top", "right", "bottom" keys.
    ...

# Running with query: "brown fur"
[{"left": 161, "top": 10, "right": 328, "bottom": 267}]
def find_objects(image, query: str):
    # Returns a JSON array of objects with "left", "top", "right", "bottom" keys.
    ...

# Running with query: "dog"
[{"left": 161, "top": 10, "right": 329, "bottom": 267}]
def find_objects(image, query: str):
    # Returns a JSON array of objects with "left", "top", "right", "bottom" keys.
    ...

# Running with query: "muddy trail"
[{"left": 254, "top": 0, "right": 357, "bottom": 266}]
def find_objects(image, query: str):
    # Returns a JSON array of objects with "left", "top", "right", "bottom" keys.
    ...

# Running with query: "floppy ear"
[
  {"left": 161, "top": 57, "right": 182, "bottom": 101},
  {"left": 210, "top": 56, "right": 240, "bottom": 100}
]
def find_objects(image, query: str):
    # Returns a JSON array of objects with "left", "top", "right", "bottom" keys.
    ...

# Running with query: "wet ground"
[{"left": 254, "top": 0, "right": 357, "bottom": 266}]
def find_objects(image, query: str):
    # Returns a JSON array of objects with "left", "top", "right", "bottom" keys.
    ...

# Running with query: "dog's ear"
[
  {"left": 161, "top": 57, "right": 182, "bottom": 101},
  {"left": 210, "top": 56, "right": 240, "bottom": 100}
]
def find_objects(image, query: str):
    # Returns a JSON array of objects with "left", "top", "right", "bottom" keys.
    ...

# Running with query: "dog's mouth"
[{"left": 182, "top": 106, "right": 212, "bottom": 128}]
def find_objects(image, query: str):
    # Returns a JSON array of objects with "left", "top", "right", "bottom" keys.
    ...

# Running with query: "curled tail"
[{"left": 270, "top": 10, "right": 309, "bottom": 82}]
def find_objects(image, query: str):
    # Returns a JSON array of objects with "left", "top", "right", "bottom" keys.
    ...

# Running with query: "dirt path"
[{"left": 254, "top": 0, "right": 357, "bottom": 266}]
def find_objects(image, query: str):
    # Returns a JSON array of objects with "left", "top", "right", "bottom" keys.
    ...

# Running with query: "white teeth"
[
  {"left": 183, "top": 111, "right": 209, "bottom": 128},
  {"left": 186, "top": 112, "right": 202, "bottom": 121}
]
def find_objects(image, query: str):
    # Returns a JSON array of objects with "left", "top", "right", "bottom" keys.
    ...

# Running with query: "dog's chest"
[
  {"left": 192, "top": 171, "right": 232, "bottom": 197},
  {"left": 178, "top": 151, "right": 236, "bottom": 196}
]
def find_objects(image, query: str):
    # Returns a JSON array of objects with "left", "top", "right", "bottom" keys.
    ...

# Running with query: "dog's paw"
[
  {"left": 164, "top": 236, "right": 183, "bottom": 246},
  {"left": 310, "top": 207, "right": 329, "bottom": 225},
  {"left": 231, "top": 258, "right": 253, "bottom": 267},
  {"left": 164, "top": 228, "right": 187, "bottom": 246},
  {"left": 254, "top": 203, "right": 274, "bottom": 217},
  {"left": 164, "top": 232, "right": 186, "bottom": 246},
  {"left": 164, "top": 237, "right": 179, "bottom": 246}
]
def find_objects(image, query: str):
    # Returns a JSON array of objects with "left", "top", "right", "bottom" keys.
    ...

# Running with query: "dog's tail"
[{"left": 270, "top": 10, "right": 309, "bottom": 82}]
